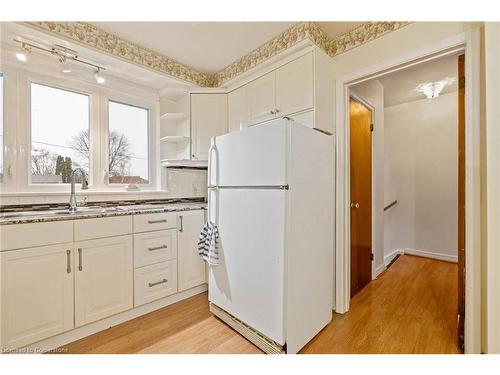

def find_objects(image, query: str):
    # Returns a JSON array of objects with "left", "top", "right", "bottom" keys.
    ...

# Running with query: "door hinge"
[
  {"left": 371, "top": 253, "right": 374, "bottom": 261},
  {"left": 370, "top": 123, "right": 374, "bottom": 132}
]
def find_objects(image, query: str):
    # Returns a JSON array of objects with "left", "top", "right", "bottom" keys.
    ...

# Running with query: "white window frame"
[
  {"left": 0, "top": 59, "right": 160, "bottom": 196},
  {"left": 27, "top": 78, "right": 94, "bottom": 190},
  {"left": 104, "top": 96, "right": 154, "bottom": 189}
]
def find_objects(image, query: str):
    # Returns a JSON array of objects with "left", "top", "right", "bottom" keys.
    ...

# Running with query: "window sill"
[{"left": 0, "top": 190, "right": 170, "bottom": 197}]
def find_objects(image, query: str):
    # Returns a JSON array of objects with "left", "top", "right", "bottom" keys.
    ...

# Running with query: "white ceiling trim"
[{"left": 23, "top": 21, "right": 410, "bottom": 88}]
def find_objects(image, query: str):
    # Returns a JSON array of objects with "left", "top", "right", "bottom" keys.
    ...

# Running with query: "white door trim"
[{"left": 334, "top": 29, "right": 482, "bottom": 354}]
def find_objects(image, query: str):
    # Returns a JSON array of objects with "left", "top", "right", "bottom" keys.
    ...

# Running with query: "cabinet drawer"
[
  {"left": 74, "top": 216, "right": 132, "bottom": 242},
  {"left": 134, "top": 260, "right": 178, "bottom": 307},
  {"left": 134, "top": 229, "right": 177, "bottom": 268},
  {"left": 133, "top": 212, "right": 177, "bottom": 233},
  {"left": 0, "top": 221, "right": 73, "bottom": 251}
]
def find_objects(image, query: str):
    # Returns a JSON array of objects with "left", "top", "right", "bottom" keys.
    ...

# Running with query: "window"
[
  {"left": 108, "top": 100, "right": 149, "bottom": 184},
  {"left": 30, "top": 83, "right": 89, "bottom": 184},
  {"left": 0, "top": 73, "right": 3, "bottom": 182}
]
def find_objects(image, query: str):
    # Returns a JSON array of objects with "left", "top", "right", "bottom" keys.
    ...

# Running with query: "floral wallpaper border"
[
  {"left": 23, "top": 21, "right": 218, "bottom": 87},
  {"left": 23, "top": 21, "right": 410, "bottom": 87}
]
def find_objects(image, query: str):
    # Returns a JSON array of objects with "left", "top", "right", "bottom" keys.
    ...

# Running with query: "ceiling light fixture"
[
  {"left": 15, "top": 42, "right": 30, "bottom": 62},
  {"left": 13, "top": 38, "right": 106, "bottom": 79},
  {"left": 415, "top": 77, "right": 456, "bottom": 99},
  {"left": 94, "top": 68, "right": 105, "bottom": 84}
]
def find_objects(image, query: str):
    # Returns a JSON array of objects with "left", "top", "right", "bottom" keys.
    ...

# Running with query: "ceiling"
[
  {"left": 377, "top": 53, "right": 459, "bottom": 107},
  {"left": 92, "top": 22, "right": 362, "bottom": 73},
  {"left": 1, "top": 22, "right": 190, "bottom": 91}
]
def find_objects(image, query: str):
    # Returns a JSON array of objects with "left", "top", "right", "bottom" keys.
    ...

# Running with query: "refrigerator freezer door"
[
  {"left": 209, "top": 119, "right": 288, "bottom": 187},
  {"left": 208, "top": 188, "right": 286, "bottom": 345}
]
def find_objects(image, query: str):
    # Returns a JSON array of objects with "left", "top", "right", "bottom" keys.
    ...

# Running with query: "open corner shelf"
[
  {"left": 160, "top": 112, "right": 188, "bottom": 121},
  {"left": 160, "top": 135, "right": 190, "bottom": 143}
]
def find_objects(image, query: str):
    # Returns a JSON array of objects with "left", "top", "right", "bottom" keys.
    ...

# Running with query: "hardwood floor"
[{"left": 59, "top": 255, "right": 459, "bottom": 354}]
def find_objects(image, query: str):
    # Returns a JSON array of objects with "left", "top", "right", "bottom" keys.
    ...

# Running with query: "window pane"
[
  {"left": 108, "top": 100, "right": 149, "bottom": 184},
  {"left": 30, "top": 83, "right": 89, "bottom": 184},
  {"left": 0, "top": 73, "right": 3, "bottom": 183}
]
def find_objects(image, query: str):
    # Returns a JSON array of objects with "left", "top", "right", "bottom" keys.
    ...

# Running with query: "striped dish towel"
[{"left": 198, "top": 221, "right": 220, "bottom": 266}]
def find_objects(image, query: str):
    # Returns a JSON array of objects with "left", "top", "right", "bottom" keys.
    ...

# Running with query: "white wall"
[
  {"left": 350, "top": 80, "right": 385, "bottom": 277},
  {"left": 384, "top": 92, "right": 458, "bottom": 262}
]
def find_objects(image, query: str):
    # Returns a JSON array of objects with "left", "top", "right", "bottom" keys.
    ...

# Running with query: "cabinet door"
[
  {"left": 74, "top": 235, "right": 133, "bottom": 327},
  {"left": 191, "top": 94, "right": 228, "bottom": 160},
  {"left": 1, "top": 243, "right": 74, "bottom": 349},
  {"left": 246, "top": 71, "right": 276, "bottom": 126},
  {"left": 228, "top": 86, "right": 247, "bottom": 132},
  {"left": 177, "top": 210, "right": 206, "bottom": 291},
  {"left": 275, "top": 52, "right": 313, "bottom": 117}
]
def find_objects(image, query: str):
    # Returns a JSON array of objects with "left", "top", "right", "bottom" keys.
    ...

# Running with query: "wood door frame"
[
  {"left": 334, "top": 29, "right": 482, "bottom": 354},
  {"left": 349, "top": 94, "right": 375, "bottom": 284}
]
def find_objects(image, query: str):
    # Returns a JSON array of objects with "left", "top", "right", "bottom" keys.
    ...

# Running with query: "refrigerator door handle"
[{"left": 207, "top": 185, "right": 289, "bottom": 190}]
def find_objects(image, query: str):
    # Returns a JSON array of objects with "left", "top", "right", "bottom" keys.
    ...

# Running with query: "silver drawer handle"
[
  {"left": 66, "top": 250, "right": 71, "bottom": 274},
  {"left": 78, "top": 248, "right": 83, "bottom": 271},
  {"left": 148, "top": 244, "right": 168, "bottom": 251},
  {"left": 148, "top": 278, "right": 168, "bottom": 287},
  {"left": 148, "top": 219, "right": 167, "bottom": 224}
]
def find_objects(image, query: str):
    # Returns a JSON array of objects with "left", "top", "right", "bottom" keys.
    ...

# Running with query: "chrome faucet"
[{"left": 69, "top": 168, "right": 89, "bottom": 213}]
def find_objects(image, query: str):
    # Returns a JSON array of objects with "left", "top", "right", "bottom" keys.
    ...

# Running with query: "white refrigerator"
[{"left": 207, "top": 117, "right": 334, "bottom": 354}]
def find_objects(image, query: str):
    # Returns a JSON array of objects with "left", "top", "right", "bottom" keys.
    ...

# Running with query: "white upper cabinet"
[
  {"left": 0, "top": 243, "right": 74, "bottom": 349},
  {"left": 191, "top": 93, "right": 228, "bottom": 160},
  {"left": 177, "top": 210, "right": 206, "bottom": 291},
  {"left": 246, "top": 71, "right": 276, "bottom": 126},
  {"left": 74, "top": 235, "right": 133, "bottom": 327},
  {"left": 275, "top": 52, "right": 313, "bottom": 117},
  {"left": 228, "top": 86, "right": 248, "bottom": 132}
]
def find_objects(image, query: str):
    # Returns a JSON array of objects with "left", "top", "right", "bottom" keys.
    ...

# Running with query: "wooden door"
[
  {"left": 246, "top": 71, "right": 276, "bottom": 126},
  {"left": 457, "top": 54, "right": 466, "bottom": 352},
  {"left": 191, "top": 94, "right": 228, "bottom": 160},
  {"left": 349, "top": 98, "right": 373, "bottom": 297},
  {"left": 74, "top": 235, "right": 133, "bottom": 327},
  {"left": 0, "top": 243, "right": 74, "bottom": 349},
  {"left": 177, "top": 209, "right": 206, "bottom": 291},
  {"left": 275, "top": 52, "right": 314, "bottom": 117},
  {"left": 228, "top": 86, "right": 247, "bottom": 133}
]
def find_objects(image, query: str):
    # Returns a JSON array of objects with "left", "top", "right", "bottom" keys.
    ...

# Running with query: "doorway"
[
  {"left": 334, "top": 32, "right": 481, "bottom": 354},
  {"left": 349, "top": 98, "right": 373, "bottom": 297}
]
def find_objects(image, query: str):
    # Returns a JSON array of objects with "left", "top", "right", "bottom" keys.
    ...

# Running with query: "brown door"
[
  {"left": 457, "top": 54, "right": 466, "bottom": 352},
  {"left": 349, "top": 98, "right": 373, "bottom": 298}
]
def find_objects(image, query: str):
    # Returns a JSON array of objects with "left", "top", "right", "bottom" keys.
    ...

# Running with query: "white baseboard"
[
  {"left": 373, "top": 263, "right": 386, "bottom": 278},
  {"left": 383, "top": 248, "right": 457, "bottom": 265},
  {"left": 404, "top": 248, "right": 458, "bottom": 263},
  {"left": 18, "top": 283, "right": 208, "bottom": 353},
  {"left": 384, "top": 249, "right": 404, "bottom": 266}
]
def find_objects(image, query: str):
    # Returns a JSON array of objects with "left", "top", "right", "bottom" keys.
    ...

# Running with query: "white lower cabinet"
[
  {"left": 74, "top": 235, "right": 133, "bottom": 327},
  {"left": 177, "top": 210, "right": 207, "bottom": 291},
  {"left": 0, "top": 243, "right": 74, "bottom": 349},
  {"left": 134, "top": 260, "right": 178, "bottom": 307},
  {"left": 0, "top": 208, "right": 207, "bottom": 350}
]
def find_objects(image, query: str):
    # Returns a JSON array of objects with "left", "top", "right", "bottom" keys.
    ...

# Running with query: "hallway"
[
  {"left": 302, "top": 255, "right": 459, "bottom": 353},
  {"left": 59, "top": 255, "right": 459, "bottom": 354}
]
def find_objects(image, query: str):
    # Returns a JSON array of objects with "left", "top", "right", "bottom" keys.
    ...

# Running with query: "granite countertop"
[{"left": 0, "top": 202, "right": 207, "bottom": 226}]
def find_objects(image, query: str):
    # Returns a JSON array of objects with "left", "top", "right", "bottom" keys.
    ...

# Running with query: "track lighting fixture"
[
  {"left": 94, "top": 68, "right": 105, "bottom": 84},
  {"left": 13, "top": 38, "right": 106, "bottom": 82},
  {"left": 15, "top": 42, "right": 30, "bottom": 62}
]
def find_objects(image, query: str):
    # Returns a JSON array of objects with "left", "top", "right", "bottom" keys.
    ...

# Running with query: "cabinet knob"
[
  {"left": 275, "top": 109, "right": 280, "bottom": 113},
  {"left": 270, "top": 110, "right": 275, "bottom": 115}
]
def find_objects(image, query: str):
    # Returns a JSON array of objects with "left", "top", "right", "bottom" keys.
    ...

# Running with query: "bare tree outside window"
[
  {"left": 71, "top": 129, "right": 133, "bottom": 179},
  {"left": 108, "top": 100, "right": 149, "bottom": 184}
]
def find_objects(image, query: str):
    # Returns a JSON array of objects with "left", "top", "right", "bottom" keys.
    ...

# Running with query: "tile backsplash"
[{"left": 0, "top": 168, "right": 208, "bottom": 207}]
